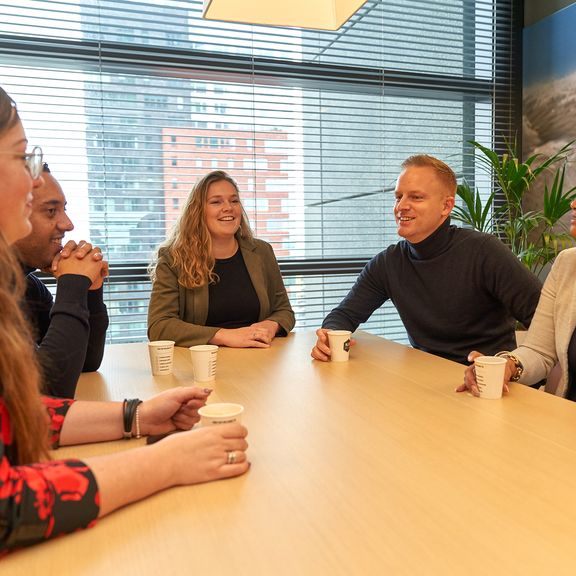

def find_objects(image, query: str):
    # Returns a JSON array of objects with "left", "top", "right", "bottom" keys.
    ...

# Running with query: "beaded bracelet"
[{"left": 134, "top": 404, "right": 142, "bottom": 439}]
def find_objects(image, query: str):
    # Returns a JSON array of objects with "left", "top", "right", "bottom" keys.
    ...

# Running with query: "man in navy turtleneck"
[{"left": 311, "top": 154, "right": 542, "bottom": 365}]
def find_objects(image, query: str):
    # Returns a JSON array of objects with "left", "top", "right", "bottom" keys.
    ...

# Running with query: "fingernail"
[{"left": 203, "top": 388, "right": 213, "bottom": 394}]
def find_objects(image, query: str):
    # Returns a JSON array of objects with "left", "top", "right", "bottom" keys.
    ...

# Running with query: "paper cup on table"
[
  {"left": 198, "top": 403, "right": 244, "bottom": 426},
  {"left": 148, "top": 340, "right": 175, "bottom": 376},
  {"left": 327, "top": 330, "right": 352, "bottom": 362},
  {"left": 189, "top": 344, "right": 218, "bottom": 383},
  {"left": 474, "top": 356, "right": 507, "bottom": 399}
]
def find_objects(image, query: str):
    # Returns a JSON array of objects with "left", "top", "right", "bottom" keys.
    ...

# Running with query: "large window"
[{"left": 0, "top": 0, "right": 521, "bottom": 343}]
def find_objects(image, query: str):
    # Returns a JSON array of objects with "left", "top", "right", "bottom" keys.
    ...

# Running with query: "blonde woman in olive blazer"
[{"left": 148, "top": 170, "right": 295, "bottom": 348}]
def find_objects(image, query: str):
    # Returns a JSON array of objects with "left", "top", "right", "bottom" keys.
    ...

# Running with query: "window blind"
[{"left": 0, "top": 0, "right": 521, "bottom": 343}]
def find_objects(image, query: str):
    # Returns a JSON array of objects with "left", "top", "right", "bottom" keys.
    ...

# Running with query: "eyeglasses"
[
  {"left": 0, "top": 145, "right": 44, "bottom": 179},
  {"left": 23, "top": 146, "right": 44, "bottom": 179}
]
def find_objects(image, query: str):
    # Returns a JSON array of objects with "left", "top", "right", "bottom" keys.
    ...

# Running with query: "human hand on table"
[
  {"left": 156, "top": 423, "right": 250, "bottom": 485},
  {"left": 210, "top": 326, "right": 272, "bottom": 348},
  {"left": 456, "top": 350, "right": 512, "bottom": 397},
  {"left": 139, "top": 386, "right": 212, "bottom": 436},
  {"left": 249, "top": 320, "right": 279, "bottom": 342},
  {"left": 311, "top": 328, "right": 356, "bottom": 362}
]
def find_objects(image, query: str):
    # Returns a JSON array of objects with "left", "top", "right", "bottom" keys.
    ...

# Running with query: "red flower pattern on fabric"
[
  {"left": 41, "top": 396, "right": 74, "bottom": 448},
  {"left": 0, "top": 397, "right": 99, "bottom": 554}
]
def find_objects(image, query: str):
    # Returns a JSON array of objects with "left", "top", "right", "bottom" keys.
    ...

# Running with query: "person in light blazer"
[
  {"left": 148, "top": 170, "right": 295, "bottom": 348},
  {"left": 460, "top": 199, "right": 576, "bottom": 400}
]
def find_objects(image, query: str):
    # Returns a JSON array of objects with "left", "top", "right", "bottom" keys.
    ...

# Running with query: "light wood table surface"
[{"left": 4, "top": 331, "right": 576, "bottom": 576}]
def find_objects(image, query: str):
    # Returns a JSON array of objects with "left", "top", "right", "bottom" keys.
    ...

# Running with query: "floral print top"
[{"left": 0, "top": 397, "right": 99, "bottom": 555}]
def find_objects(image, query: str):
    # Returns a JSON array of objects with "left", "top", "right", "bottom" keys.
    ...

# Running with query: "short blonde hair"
[{"left": 401, "top": 154, "right": 457, "bottom": 196}]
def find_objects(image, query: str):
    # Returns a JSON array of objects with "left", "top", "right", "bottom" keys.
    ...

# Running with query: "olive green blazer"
[{"left": 147, "top": 237, "right": 295, "bottom": 347}]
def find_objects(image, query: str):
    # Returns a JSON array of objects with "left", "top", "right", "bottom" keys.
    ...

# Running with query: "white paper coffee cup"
[
  {"left": 327, "top": 330, "right": 352, "bottom": 362},
  {"left": 474, "top": 356, "right": 507, "bottom": 399},
  {"left": 189, "top": 344, "right": 218, "bottom": 382},
  {"left": 148, "top": 340, "right": 175, "bottom": 376},
  {"left": 198, "top": 403, "right": 244, "bottom": 426}
]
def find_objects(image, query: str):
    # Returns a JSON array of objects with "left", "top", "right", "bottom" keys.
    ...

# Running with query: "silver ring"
[{"left": 226, "top": 451, "right": 236, "bottom": 465}]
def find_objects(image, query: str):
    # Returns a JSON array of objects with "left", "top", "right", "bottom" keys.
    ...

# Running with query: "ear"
[{"left": 443, "top": 195, "right": 456, "bottom": 216}]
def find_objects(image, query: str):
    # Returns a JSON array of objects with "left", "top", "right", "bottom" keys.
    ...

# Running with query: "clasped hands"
[
  {"left": 46, "top": 239, "right": 109, "bottom": 290},
  {"left": 210, "top": 320, "right": 280, "bottom": 348}
]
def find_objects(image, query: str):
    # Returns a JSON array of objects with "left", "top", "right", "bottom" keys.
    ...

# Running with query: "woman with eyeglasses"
[
  {"left": 0, "top": 86, "right": 249, "bottom": 554},
  {"left": 148, "top": 170, "right": 295, "bottom": 348}
]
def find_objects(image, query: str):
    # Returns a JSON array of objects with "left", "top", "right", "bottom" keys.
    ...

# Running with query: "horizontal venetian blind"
[{"left": 0, "top": 0, "right": 520, "bottom": 344}]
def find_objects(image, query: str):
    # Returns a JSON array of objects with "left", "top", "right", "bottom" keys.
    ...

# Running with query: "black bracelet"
[{"left": 123, "top": 398, "right": 142, "bottom": 439}]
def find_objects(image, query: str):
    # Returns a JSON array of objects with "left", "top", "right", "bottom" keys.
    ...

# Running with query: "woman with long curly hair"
[
  {"left": 148, "top": 170, "right": 295, "bottom": 348},
  {"left": 0, "top": 86, "right": 249, "bottom": 554}
]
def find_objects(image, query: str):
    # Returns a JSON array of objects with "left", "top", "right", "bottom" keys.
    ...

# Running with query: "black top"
[
  {"left": 205, "top": 249, "right": 260, "bottom": 328},
  {"left": 566, "top": 327, "right": 576, "bottom": 401},
  {"left": 323, "top": 219, "right": 543, "bottom": 365},
  {"left": 22, "top": 268, "right": 109, "bottom": 398}
]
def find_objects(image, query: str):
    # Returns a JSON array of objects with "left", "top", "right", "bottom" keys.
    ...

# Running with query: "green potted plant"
[{"left": 452, "top": 139, "right": 576, "bottom": 277}]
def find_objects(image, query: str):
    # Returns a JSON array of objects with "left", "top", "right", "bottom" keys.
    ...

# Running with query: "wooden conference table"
[{"left": 5, "top": 331, "right": 576, "bottom": 575}]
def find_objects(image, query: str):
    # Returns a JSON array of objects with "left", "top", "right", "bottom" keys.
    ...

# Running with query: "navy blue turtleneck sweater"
[
  {"left": 23, "top": 268, "right": 109, "bottom": 398},
  {"left": 322, "top": 219, "right": 543, "bottom": 364}
]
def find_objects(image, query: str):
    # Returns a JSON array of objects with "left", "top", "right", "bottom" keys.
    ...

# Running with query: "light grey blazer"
[{"left": 513, "top": 247, "right": 576, "bottom": 397}]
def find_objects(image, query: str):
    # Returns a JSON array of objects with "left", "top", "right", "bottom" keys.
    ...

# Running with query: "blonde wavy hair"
[
  {"left": 0, "top": 87, "right": 50, "bottom": 464},
  {"left": 150, "top": 170, "right": 254, "bottom": 289}
]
